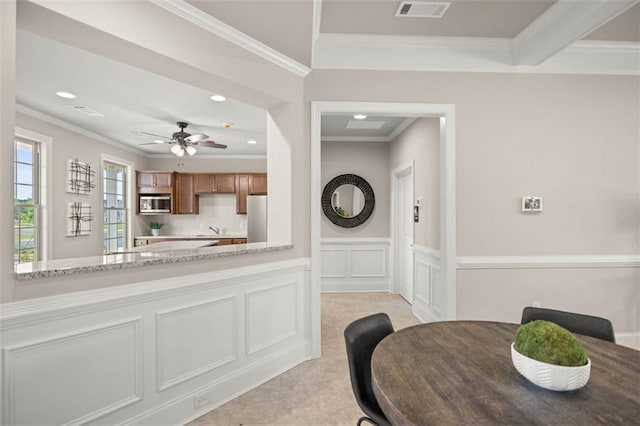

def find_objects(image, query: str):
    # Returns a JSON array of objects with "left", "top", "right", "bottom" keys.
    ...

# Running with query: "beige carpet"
[{"left": 188, "top": 292, "right": 420, "bottom": 425}]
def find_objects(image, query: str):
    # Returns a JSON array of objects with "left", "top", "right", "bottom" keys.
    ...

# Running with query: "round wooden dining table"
[{"left": 371, "top": 321, "right": 640, "bottom": 425}]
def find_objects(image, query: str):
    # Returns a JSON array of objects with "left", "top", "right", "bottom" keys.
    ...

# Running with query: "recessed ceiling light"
[
  {"left": 353, "top": 114, "right": 367, "bottom": 120},
  {"left": 210, "top": 94, "right": 226, "bottom": 102},
  {"left": 247, "top": 140, "right": 257, "bottom": 144},
  {"left": 56, "top": 91, "right": 76, "bottom": 99}
]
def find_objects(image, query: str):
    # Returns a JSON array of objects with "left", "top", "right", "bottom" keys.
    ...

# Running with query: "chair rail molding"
[{"left": 456, "top": 254, "right": 640, "bottom": 269}]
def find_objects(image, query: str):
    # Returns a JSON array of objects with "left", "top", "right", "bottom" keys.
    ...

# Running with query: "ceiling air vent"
[
  {"left": 395, "top": 1, "right": 451, "bottom": 18},
  {"left": 72, "top": 106, "right": 104, "bottom": 117}
]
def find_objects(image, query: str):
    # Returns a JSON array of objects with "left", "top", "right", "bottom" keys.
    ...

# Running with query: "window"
[
  {"left": 103, "top": 161, "right": 127, "bottom": 254},
  {"left": 14, "top": 138, "right": 40, "bottom": 263}
]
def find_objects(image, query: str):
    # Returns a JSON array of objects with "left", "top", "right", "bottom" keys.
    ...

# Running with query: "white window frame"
[
  {"left": 101, "top": 153, "right": 134, "bottom": 253},
  {"left": 15, "top": 127, "right": 52, "bottom": 262}
]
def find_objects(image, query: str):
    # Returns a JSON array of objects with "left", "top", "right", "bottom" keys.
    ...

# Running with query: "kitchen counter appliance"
[{"left": 139, "top": 195, "right": 171, "bottom": 213}]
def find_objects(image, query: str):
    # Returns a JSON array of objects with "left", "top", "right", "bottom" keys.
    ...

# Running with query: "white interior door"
[{"left": 398, "top": 173, "right": 414, "bottom": 303}]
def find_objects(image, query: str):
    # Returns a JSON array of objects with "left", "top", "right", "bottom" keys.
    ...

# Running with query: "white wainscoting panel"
[
  {"left": 245, "top": 281, "right": 299, "bottom": 355},
  {"left": 2, "top": 318, "right": 142, "bottom": 426},
  {"left": 156, "top": 297, "right": 238, "bottom": 391},
  {"left": 321, "top": 238, "right": 391, "bottom": 292},
  {"left": 351, "top": 249, "right": 386, "bottom": 278},
  {"left": 412, "top": 245, "right": 445, "bottom": 323},
  {"left": 320, "top": 248, "right": 347, "bottom": 278},
  {"left": 0, "top": 258, "right": 311, "bottom": 426}
]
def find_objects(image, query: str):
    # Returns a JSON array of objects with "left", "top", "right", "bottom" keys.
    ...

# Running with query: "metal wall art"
[
  {"left": 66, "top": 158, "right": 96, "bottom": 195},
  {"left": 67, "top": 202, "right": 93, "bottom": 237}
]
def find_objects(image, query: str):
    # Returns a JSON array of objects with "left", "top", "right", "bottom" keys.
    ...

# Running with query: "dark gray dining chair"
[
  {"left": 521, "top": 307, "right": 615, "bottom": 343},
  {"left": 344, "top": 313, "right": 393, "bottom": 426}
]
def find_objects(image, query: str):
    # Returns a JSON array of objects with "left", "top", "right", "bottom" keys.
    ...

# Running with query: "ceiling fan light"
[
  {"left": 170, "top": 144, "right": 182, "bottom": 155},
  {"left": 176, "top": 147, "right": 185, "bottom": 157},
  {"left": 185, "top": 146, "right": 197, "bottom": 156}
]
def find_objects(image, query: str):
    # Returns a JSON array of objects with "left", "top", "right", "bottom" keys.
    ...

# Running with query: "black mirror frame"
[{"left": 321, "top": 174, "right": 375, "bottom": 228}]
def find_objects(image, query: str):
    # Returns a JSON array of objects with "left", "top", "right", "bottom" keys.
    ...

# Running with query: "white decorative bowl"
[{"left": 511, "top": 343, "right": 591, "bottom": 391}]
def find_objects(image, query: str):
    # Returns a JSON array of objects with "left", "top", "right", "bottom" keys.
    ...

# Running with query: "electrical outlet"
[
  {"left": 532, "top": 300, "right": 542, "bottom": 308},
  {"left": 193, "top": 391, "right": 212, "bottom": 410}
]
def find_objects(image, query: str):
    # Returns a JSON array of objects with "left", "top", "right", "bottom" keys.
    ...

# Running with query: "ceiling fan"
[{"left": 137, "top": 121, "right": 227, "bottom": 157}]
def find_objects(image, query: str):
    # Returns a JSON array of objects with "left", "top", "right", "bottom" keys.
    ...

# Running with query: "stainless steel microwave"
[{"left": 139, "top": 195, "right": 171, "bottom": 213}]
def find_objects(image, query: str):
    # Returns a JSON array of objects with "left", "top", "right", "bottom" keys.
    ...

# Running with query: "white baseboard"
[
  {"left": 126, "top": 342, "right": 309, "bottom": 426},
  {"left": 321, "top": 281, "right": 390, "bottom": 292}
]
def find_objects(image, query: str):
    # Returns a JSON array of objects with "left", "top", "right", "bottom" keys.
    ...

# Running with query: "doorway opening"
[{"left": 311, "top": 101, "right": 456, "bottom": 358}]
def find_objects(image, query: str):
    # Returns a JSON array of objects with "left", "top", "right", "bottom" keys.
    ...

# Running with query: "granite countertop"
[{"left": 14, "top": 242, "right": 292, "bottom": 280}]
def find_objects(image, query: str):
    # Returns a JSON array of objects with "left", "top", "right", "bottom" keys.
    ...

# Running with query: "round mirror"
[
  {"left": 331, "top": 184, "right": 365, "bottom": 218},
  {"left": 322, "top": 174, "right": 375, "bottom": 228}
]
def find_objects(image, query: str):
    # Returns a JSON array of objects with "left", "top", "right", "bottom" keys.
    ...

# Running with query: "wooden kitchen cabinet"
[
  {"left": 174, "top": 173, "right": 199, "bottom": 214},
  {"left": 194, "top": 173, "right": 236, "bottom": 194},
  {"left": 249, "top": 173, "right": 267, "bottom": 195},
  {"left": 194, "top": 174, "right": 214, "bottom": 193},
  {"left": 232, "top": 238, "right": 247, "bottom": 244},
  {"left": 215, "top": 174, "right": 236, "bottom": 193},
  {"left": 235, "top": 174, "right": 249, "bottom": 214},
  {"left": 137, "top": 171, "right": 173, "bottom": 189}
]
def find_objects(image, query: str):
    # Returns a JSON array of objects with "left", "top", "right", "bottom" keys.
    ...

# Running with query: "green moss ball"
[{"left": 514, "top": 320, "right": 588, "bottom": 367}]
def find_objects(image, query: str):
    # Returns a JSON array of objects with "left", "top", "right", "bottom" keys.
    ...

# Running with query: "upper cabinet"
[
  {"left": 236, "top": 174, "right": 249, "bottom": 214},
  {"left": 194, "top": 173, "right": 236, "bottom": 194},
  {"left": 137, "top": 171, "right": 173, "bottom": 192},
  {"left": 174, "top": 173, "right": 199, "bottom": 214},
  {"left": 249, "top": 173, "right": 267, "bottom": 195},
  {"left": 215, "top": 174, "right": 236, "bottom": 193},
  {"left": 136, "top": 170, "right": 266, "bottom": 215}
]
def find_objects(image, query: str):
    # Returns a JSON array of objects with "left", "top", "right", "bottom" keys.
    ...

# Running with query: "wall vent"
[{"left": 395, "top": 1, "right": 451, "bottom": 18}]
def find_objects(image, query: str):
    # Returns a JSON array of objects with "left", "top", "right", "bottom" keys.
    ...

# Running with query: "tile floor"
[{"left": 188, "top": 292, "right": 420, "bottom": 425}]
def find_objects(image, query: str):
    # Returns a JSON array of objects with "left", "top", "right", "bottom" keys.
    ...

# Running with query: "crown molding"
[
  {"left": 512, "top": 0, "right": 639, "bottom": 66},
  {"left": 388, "top": 117, "right": 417, "bottom": 140},
  {"left": 311, "top": 0, "right": 323, "bottom": 68},
  {"left": 313, "top": 33, "right": 639, "bottom": 75},
  {"left": 150, "top": 0, "right": 310, "bottom": 77},
  {"left": 16, "top": 104, "right": 143, "bottom": 155}
]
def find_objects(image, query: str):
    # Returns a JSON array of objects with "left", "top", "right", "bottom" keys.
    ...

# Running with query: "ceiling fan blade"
[
  {"left": 134, "top": 131, "right": 172, "bottom": 140},
  {"left": 185, "top": 133, "right": 209, "bottom": 143},
  {"left": 139, "top": 142, "right": 168, "bottom": 145},
  {"left": 198, "top": 141, "right": 227, "bottom": 149}
]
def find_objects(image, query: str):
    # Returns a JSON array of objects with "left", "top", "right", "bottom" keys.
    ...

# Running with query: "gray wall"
[
  {"left": 16, "top": 112, "right": 150, "bottom": 260},
  {"left": 321, "top": 141, "right": 390, "bottom": 237},
  {"left": 305, "top": 70, "right": 639, "bottom": 332},
  {"left": 390, "top": 118, "right": 440, "bottom": 250}
]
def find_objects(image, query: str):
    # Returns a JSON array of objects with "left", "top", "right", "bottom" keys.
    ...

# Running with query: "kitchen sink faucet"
[{"left": 209, "top": 226, "right": 220, "bottom": 235}]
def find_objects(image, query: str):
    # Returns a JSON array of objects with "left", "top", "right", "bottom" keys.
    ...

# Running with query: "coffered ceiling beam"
[{"left": 512, "top": 0, "right": 638, "bottom": 66}]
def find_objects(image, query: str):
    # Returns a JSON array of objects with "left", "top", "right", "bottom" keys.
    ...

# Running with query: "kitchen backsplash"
[{"left": 142, "top": 194, "right": 247, "bottom": 236}]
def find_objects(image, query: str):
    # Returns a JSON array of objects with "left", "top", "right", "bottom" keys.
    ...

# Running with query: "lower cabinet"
[{"left": 134, "top": 237, "right": 247, "bottom": 247}]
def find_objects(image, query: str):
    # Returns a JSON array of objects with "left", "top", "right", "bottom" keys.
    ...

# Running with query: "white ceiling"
[{"left": 14, "top": 0, "right": 639, "bottom": 157}]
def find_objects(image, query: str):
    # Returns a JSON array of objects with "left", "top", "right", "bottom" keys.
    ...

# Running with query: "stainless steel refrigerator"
[{"left": 246, "top": 195, "right": 267, "bottom": 243}]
